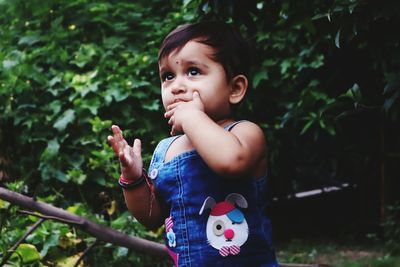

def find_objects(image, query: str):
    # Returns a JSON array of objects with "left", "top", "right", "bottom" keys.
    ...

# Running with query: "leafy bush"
[
  {"left": 1, "top": 0, "right": 400, "bottom": 265},
  {"left": 382, "top": 202, "right": 400, "bottom": 254},
  {"left": 0, "top": 0, "right": 198, "bottom": 265}
]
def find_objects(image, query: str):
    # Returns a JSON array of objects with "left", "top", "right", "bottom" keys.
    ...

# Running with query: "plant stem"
[{"left": 0, "top": 218, "right": 45, "bottom": 266}]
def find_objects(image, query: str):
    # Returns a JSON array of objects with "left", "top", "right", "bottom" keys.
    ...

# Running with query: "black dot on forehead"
[{"left": 175, "top": 61, "right": 179, "bottom": 64}]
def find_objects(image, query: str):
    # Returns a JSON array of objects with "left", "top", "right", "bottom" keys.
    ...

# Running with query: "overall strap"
[
  {"left": 149, "top": 135, "right": 181, "bottom": 166},
  {"left": 150, "top": 121, "right": 246, "bottom": 166},
  {"left": 224, "top": 120, "right": 247, "bottom": 131}
]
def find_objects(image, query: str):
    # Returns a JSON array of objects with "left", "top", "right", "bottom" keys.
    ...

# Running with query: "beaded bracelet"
[
  {"left": 118, "top": 168, "right": 156, "bottom": 218},
  {"left": 118, "top": 169, "right": 147, "bottom": 189}
]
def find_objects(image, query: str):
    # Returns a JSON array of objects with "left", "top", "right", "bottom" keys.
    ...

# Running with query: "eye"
[
  {"left": 212, "top": 220, "right": 225, "bottom": 236},
  {"left": 161, "top": 72, "right": 174, "bottom": 81},
  {"left": 188, "top": 67, "right": 200, "bottom": 76}
]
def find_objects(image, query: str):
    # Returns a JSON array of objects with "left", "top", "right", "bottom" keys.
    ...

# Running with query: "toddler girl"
[{"left": 108, "top": 21, "right": 278, "bottom": 267}]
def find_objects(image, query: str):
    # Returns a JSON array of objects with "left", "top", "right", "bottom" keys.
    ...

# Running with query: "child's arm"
[
  {"left": 108, "top": 125, "right": 167, "bottom": 230},
  {"left": 164, "top": 93, "right": 267, "bottom": 179}
]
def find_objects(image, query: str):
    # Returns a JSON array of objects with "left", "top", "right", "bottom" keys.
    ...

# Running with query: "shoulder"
[
  {"left": 232, "top": 121, "right": 268, "bottom": 178},
  {"left": 156, "top": 135, "right": 181, "bottom": 147},
  {"left": 229, "top": 120, "right": 267, "bottom": 158},
  {"left": 231, "top": 120, "right": 263, "bottom": 131},
  {"left": 231, "top": 121, "right": 267, "bottom": 176},
  {"left": 230, "top": 120, "right": 266, "bottom": 145}
]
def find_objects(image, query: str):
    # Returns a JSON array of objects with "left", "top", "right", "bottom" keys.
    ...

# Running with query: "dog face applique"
[{"left": 199, "top": 193, "right": 249, "bottom": 257}]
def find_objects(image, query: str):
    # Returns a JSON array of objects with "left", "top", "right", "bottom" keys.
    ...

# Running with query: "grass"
[{"left": 275, "top": 237, "right": 400, "bottom": 267}]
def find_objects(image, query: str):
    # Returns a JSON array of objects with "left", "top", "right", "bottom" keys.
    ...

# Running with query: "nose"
[
  {"left": 171, "top": 76, "right": 187, "bottom": 95},
  {"left": 224, "top": 229, "right": 234, "bottom": 240},
  {"left": 171, "top": 86, "right": 186, "bottom": 95}
]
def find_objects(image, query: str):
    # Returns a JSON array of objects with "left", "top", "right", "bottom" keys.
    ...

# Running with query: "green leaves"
[
  {"left": 53, "top": 109, "right": 75, "bottom": 131},
  {"left": 342, "top": 83, "right": 362, "bottom": 102},
  {"left": 252, "top": 71, "right": 268, "bottom": 88},
  {"left": 71, "top": 44, "right": 98, "bottom": 68},
  {"left": 66, "top": 168, "right": 87, "bottom": 185},
  {"left": 90, "top": 116, "right": 112, "bottom": 134},
  {"left": 2, "top": 50, "right": 25, "bottom": 70},
  {"left": 18, "top": 34, "right": 41, "bottom": 46},
  {"left": 10, "top": 243, "right": 42, "bottom": 264},
  {"left": 1, "top": 0, "right": 399, "bottom": 265},
  {"left": 41, "top": 139, "right": 60, "bottom": 161},
  {"left": 1, "top": 2, "right": 188, "bottom": 265},
  {"left": 0, "top": 0, "right": 190, "bottom": 189}
]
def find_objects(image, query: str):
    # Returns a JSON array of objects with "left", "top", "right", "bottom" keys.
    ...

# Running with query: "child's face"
[{"left": 159, "top": 41, "right": 233, "bottom": 122}]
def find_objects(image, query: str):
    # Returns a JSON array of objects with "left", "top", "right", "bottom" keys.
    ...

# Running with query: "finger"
[
  {"left": 108, "top": 135, "right": 121, "bottom": 155},
  {"left": 116, "top": 138, "right": 126, "bottom": 153},
  {"left": 167, "top": 102, "right": 180, "bottom": 111},
  {"left": 192, "top": 91, "right": 203, "bottom": 107},
  {"left": 107, "top": 135, "right": 114, "bottom": 146},
  {"left": 112, "top": 125, "right": 122, "bottom": 136},
  {"left": 112, "top": 125, "right": 129, "bottom": 151},
  {"left": 111, "top": 125, "right": 122, "bottom": 145},
  {"left": 164, "top": 107, "right": 176, "bottom": 119},
  {"left": 168, "top": 116, "right": 174, "bottom": 126},
  {"left": 170, "top": 125, "right": 176, "bottom": 136},
  {"left": 112, "top": 125, "right": 124, "bottom": 143},
  {"left": 107, "top": 135, "right": 116, "bottom": 150},
  {"left": 193, "top": 91, "right": 200, "bottom": 100},
  {"left": 132, "top": 139, "right": 142, "bottom": 160},
  {"left": 164, "top": 110, "right": 172, "bottom": 119}
]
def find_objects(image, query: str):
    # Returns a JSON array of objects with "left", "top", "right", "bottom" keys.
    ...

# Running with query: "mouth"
[
  {"left": 173, "top": 98, "right": 187, "bottom": 103},
  {"left": 225, "top": 239, "right": 232, "bottom": 242}
]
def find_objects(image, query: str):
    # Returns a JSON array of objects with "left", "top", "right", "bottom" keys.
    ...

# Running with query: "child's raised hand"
[
  {"left": 164, "top": 91, "right": 204, "bottom": 135},
  {"left": 107, "top": 125, "right": 143, "bottom": 181}
]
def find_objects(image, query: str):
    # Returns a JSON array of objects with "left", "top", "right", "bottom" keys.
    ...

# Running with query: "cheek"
[{"left": 161, "top": 91, "right": 171, "bottom": 110}]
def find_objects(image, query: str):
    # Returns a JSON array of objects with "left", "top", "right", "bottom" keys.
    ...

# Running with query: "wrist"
[
  {"left": 182, "top": 110, "right": 206, "bottom": 132},
  {"left": 118, "top": 169, "right": 147, "bottom": 189},
  {"left": 120, "top": 167, "right": 145, "bottom": 181}
]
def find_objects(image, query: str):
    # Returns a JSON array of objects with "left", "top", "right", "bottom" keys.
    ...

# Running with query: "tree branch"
[
  {"left": 17, "top": 209, "right": 85, "bottom": 226},
  {"left": 0, "top": 218, "right": 45, "bottom": 266},
  {"left": 74, "top": 238, "right": 100, "bottom": 267},
  {"left": 0, "top": 187, "right": 168, "bottom": 258}
]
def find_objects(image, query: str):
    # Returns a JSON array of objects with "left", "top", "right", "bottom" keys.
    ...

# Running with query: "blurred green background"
[{"left": 1, "top": 0, "right": 399, "bottom": 265}]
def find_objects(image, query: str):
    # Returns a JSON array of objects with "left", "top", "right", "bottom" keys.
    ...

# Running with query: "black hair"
[{"left": 158, "top": 21, "right": 251, "bottom": 81}]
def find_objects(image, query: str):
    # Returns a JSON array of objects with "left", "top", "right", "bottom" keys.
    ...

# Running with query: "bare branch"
[
  {"left": 74, "top": 238, "right": 100, "bottom": 267},
  {"left": 0, "top": 218, "right": 45, "bottom": 266},
  {"left": 18, "top": 210, "right": 85, "bottom": 226},
  {"left": 0, "top": 187, "right": 168, "bottom": 258}
]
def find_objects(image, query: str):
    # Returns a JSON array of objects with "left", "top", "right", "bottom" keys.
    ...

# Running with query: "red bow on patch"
[{"left": 219, "top": 245, "right": 240, "bottom": 257}]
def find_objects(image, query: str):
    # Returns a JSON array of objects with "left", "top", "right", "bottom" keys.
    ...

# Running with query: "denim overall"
[{"left": 148, "top": 122, "right": 278, "bottom": 267}]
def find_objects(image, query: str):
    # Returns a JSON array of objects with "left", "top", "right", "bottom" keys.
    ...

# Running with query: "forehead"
[{"left": 158, "top": 41, "right": 216, "bottom": 67}]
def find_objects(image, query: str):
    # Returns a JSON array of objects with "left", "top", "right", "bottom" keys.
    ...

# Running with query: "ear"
[
  {"left": 229, "top": 75, "right": 248, "bottom": 105},
  {"left": 199, "top": 196, "right": 216, "bottom": 215},
  {"left": 225, "top": 193, "right": 248, "bottom": 209}
]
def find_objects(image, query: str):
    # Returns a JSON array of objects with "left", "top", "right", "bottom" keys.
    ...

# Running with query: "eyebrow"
[
  {"left": 184, "top": 60, "right": 210, "bottom": 69},
  {"left": 159, "top": 59, "right": 210, "bottom": 74}
]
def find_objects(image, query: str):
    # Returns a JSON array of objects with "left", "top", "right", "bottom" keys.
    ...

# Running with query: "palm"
[
  {"left": 108, "top": 125, "right": 143, "bottom": 180},
  {"left": 120, "top": 142, "right": 143, "bottom": 178}
]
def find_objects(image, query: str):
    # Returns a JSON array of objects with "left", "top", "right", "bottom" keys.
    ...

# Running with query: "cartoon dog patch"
[{"left": 199, "top": 193, "right": 249, "bottom": 257}]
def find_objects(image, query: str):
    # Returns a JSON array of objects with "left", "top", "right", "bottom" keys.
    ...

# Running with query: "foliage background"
[{"left": 1, "top": 0, "right": 399, "bottom": 265}]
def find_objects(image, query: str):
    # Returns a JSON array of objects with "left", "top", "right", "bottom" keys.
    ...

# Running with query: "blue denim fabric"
[{"left": 149, "top": 123, "right": 278, "bottom": 267}]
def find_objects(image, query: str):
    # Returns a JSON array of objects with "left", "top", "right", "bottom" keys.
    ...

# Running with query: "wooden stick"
[{"left": 0, "top": 187, "right": 168, "bottom": 257}]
